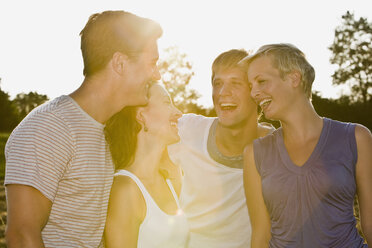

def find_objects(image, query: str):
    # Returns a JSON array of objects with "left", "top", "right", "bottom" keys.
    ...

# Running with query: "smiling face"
[
  {"left": 139, "top": 84, "right": 182, "bottom": 145},
  {"left": 247, "top": 55, "right": 295, "bottom": 120},
  {"left": 123, "top": 40, "right": 161, "bottom": 106},
  {"left": 212, "top": 67, "right": 257, "bottom": 128}
]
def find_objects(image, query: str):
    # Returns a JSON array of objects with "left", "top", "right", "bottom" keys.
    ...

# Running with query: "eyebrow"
[
  {"left": 252, "top": 74, "right": 262, "bottom": 81},
  {"left": 230, "top": 77, "right": 245, "bottom": 81}
]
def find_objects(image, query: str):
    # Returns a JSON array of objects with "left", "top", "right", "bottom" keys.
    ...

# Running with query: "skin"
[
  {"left": 244, "top": 55, "right": 372, "bottom": 247},
  {"left": 212, "top": 67, "right": 272, "bottom": 158},
  {"left": 69, "top": 39, "right": 161, "bottom": 123},
  {"left": 5, "top": 40, "right": 161, "bottom": 248},
  {"left": 5, "top": 185, "right": 51, "bottom": 248},
  {"left": 243, "top": 143, "right": 271, "bottom": 247},
  {"left": 104, "top": 85, "right": 183, "bottom": 248},
  {"left": 355, "top": 125, "right": 372, "bottom": 245}
]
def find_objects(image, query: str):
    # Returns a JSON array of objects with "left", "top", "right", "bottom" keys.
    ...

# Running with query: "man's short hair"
[
  {"left": 211, "top": 49, "right": 250, "bottom": 83},
  {"left": 80, "top": 10, "right": 163, "bottom": 77},
  {"left": 240, "top": 43, "right": 315, "bottom": 99}
]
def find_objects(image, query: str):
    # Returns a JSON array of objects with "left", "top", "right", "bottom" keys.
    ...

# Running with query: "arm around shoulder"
[
  {"left": 104, "top": 176, "right": 146, "bottom": 248},
  {"left": 355, "top": 124, "right": 372, "bottom": 245},
  {"left": 243, "top": 144, "right": 271, "bottom": 248},
  {"left": 258, "top": 122, "right": 276, "bottom": 138},
  {"left": 6, "top": 184, "right": 52, "bottom": 248}
]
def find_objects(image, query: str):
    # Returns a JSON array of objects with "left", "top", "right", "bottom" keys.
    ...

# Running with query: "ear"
[
  {"left": 111, "top": 52, "right": 129, "bottom": 75},
  {"left": 135, "top": 107, "right": 147, "bottom": 127},
  {"left": 287, "top": 71, "right": 302, "bottom": 88}
]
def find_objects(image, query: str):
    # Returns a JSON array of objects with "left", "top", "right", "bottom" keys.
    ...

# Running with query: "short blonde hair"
[
  {"left": 211, "top": 49, "right": 250, "bottom": 83},
  {"left": 240, "top": 43, "right": 315, "bottom": 99}
]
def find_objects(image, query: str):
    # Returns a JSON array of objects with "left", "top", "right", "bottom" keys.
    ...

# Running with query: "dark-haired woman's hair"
[{"left": 105, "top": 106, "right": 142, "bottom": 170}]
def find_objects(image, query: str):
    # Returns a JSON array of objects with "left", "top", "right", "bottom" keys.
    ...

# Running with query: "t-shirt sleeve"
[{"left": 4, "top": 111, "right": 74, "bottom": 202}]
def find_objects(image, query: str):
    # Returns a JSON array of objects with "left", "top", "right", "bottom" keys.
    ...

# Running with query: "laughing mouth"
[
  {"left": 220, "top": 103, "right": 237, "bottom": 111},
  {"left": 169, "top": 118, "right": 178, "bottom": 129},
  {"left": 259, "top": 99, "right": 272, "bottom": 109}
]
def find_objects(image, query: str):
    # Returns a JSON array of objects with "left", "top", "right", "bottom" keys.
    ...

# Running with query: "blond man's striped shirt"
[{"left": 5, "top": 95, "right": 114, "bottom": 247}]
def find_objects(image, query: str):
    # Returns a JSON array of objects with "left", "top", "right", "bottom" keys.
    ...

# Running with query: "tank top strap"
[
  {"left": 165, "top": 179, "right": 181, "bottom": 209},
  {"left": 114, "top": 170, "right": 154, "bottom": 208}
]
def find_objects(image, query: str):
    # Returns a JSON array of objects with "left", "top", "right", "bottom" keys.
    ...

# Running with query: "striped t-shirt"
[{"left": 5, "top": 95, "right": 114, "bottom": 247}]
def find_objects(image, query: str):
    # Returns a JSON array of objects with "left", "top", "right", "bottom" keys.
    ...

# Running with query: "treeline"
[
  {"left": 0, "top": 80, "right": 48, "bottom": 132},
  {"left": 312, "top": 93, "right": 371, "bottom": 130},
  {"left": 261, "top": 93, "right": 372, "bottom": 131},
  {"left": 1, "top": 11, "right": 371, "bottom": 133}
]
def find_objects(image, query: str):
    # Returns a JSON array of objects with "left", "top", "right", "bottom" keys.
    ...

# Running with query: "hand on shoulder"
[{"left": 258, "top": 122, "right": 276, "bottom": 138}]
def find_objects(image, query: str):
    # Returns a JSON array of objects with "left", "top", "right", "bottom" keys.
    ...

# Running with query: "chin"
[
  {"left": 167, "top": 134, "right": 180, "bottom": 145},
  {"left": 263, "top": 112, "right": 279, "bottom": 122},
  {"left": 134, "top": 97, "right": 148, "bottom": 106},
  {"left": 218, "top": 117, "right": 241, "bottom": 128}
]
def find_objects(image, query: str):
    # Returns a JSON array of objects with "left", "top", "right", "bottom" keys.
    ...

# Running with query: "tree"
[
  {"left": 0, "top": 78, "right": 19, "bottom": 132},
  {"left": 311, "top": 91, "right": 371, "bottom": 131},
  {"left": 159, "top": 46, "right": 212, "bottom": 115},
  {"left": 329, "top": 11, "right": 372, "bottom": 104},
  {"left": 13, "top": 92, "right": 49, "bottom": 120}
]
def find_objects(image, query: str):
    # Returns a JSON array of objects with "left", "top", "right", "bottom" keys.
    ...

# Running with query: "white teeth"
[
  {"left": 170, "top": 121, "right": 177, "bottom": 127},
  {"left": 220, "top": 103, "right": 237, "bottom": 107},
  {"left": 259, "top": 99, "right": 272, "bottom": 108}
]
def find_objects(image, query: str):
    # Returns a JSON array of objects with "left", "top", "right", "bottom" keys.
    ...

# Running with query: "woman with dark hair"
[{"left": 104, "top": 83, "right": 189, "bottom": 247}]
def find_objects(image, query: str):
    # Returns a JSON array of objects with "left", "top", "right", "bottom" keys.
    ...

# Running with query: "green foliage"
[
  {"left": 312, "top": 91, "right": 372, "bottom": 131},
  {"left": 159, "top": 46, "right": 212, "bottom": 115},
  {"left": 0, "top": 133, "right": 9, "bottom": 180},
  {"left": 0, "top": 80, "right": 19, "bottom": 132},
  {"left": 258, "top": 92, "right": 372, "bottom": 131},
  {"left": 0, "top": 78, "right": 49, "bottom": 132},
  {"left": 13, "top": 92, "right": 49, "bottom": 120},
  {"left": 329, "top": 11, "right": 372, "bottom": 104}
]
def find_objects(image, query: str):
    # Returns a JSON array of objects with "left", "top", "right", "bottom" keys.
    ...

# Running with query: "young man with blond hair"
[{"left": 168, "top": 49, "right": 273, "bottom": 248}]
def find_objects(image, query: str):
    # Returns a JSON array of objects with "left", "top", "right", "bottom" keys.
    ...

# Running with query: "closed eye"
[{"left": 232, "top": 81, "right": 243, "bottom": 85}]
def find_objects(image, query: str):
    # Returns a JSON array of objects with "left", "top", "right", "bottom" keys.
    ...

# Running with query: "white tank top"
[{"left": 115, "top": 170, "right": 189, "bottom": 248}]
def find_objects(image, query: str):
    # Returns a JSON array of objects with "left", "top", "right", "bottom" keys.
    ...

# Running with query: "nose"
[
  {"left": 250, "top": 84, "right": 260, "bottom": 99},
  {"left": 152, "top": 66, "right": 161, "bottom": 81},
  {"left": 219, "top": 83, "right": 232, "bottom": 96},
  {"left": 173, "top": 105, "right": 183, "bottom": 119}
]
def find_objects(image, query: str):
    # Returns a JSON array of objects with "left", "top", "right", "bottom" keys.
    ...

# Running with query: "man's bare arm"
[{"left": 6, "top": 184, "right": 52, "bottom": 248}]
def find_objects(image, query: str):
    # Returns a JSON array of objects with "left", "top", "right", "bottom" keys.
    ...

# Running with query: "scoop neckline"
[
  {"left": 115, "top": 170, "right": 182, "bottom": 217},
  {"left": 276, "top": 118, "right": 331, "bottom": 175}
]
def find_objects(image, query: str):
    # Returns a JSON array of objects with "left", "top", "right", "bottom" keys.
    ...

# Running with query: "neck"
[
  {"left": 215, "top": 116, "right": 258, "bottom": 157},
  {"left": 280, "top": 99, "right": 323, "bottom": 142},
  {"left": 69, "top": 75, "right": 127, "bottom": 124},
  {"left": 128, "top": 133, "right": 166, "bottom": 178}
]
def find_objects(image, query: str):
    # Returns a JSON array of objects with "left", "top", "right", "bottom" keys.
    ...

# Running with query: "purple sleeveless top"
[{"left": 253, "top": 118, "right": 367, "bottom": 248}]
